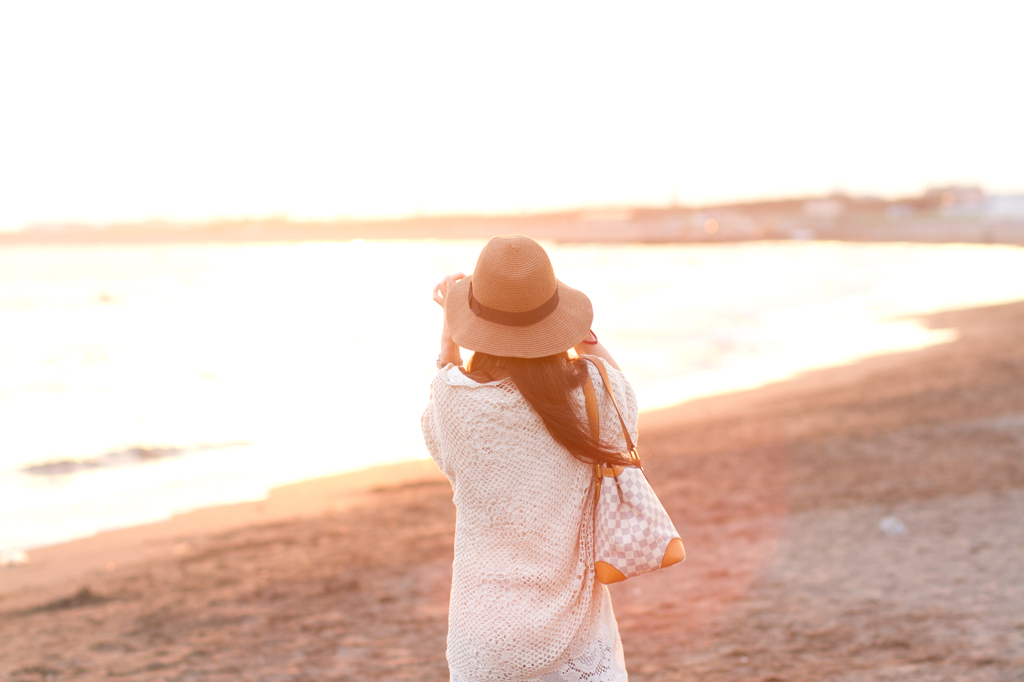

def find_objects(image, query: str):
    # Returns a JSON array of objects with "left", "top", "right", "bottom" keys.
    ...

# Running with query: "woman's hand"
[
  {"left": 432, "top": 272, "right": 466, "bottom": 307},
  {"left": 433, "top": 272, "right": 466, "bottom": 367}
]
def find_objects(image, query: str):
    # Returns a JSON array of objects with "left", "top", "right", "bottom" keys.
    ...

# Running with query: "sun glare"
[{"left": 0, "top": 1, "right": 1022, "bottom": 229}]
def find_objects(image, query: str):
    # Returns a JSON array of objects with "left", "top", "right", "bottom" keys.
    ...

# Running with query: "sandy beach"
[{"left": 3, "top": 300, "right": 1024, "bottom": 681}]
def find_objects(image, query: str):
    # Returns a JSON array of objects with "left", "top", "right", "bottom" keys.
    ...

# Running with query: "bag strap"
[{"left": 579, "top": 356, "right": 640, "bottom": 465}]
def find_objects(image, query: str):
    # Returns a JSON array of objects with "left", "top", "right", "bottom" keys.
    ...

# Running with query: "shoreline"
[
  {"left": 8, "top": 238, "right": 1024, "bottom": 569},
  {"left": 3, "top": 300, "right": 1024, "bottom": 679},
  {"left": 0, "top": 298, "right": 1012, "bottom": 593},
  {"left": 0, "top": 303, "right": 962, "bottom": 593},
  {"left": 1, "top": 459, "right": 446, "bottom": 595}
]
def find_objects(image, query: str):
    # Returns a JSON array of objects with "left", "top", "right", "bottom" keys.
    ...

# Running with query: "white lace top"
[{"left": 421, "top": 356, "right": 638, "bottom": 682}]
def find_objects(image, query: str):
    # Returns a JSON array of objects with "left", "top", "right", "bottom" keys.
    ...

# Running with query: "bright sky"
[{"left": 1, "top": 1, "right": 1022, "bottom": 229}]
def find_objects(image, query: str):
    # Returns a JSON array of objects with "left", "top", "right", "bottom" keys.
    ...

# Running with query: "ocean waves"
[{"left": 19, "top": 442, "right": 251, "bottom": 477}]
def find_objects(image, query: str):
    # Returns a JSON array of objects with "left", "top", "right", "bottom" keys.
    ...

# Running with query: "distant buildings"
[
  {"left": 922, "top": 185, "right": 985, "bottom": 213},
  {"left": 986, "top": 195, "right": 1024, "bottom": 218},
  {"left": 918, "top": 186, "right": 1024, "bottom": 219}
]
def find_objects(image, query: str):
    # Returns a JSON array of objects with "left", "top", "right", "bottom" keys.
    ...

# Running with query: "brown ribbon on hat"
[{"left": 468, "top": 281, "right": 560, "bottom": 327}]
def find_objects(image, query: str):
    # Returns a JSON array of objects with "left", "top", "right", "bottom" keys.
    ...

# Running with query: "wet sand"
[{"left": 2, "top": 302, "right": 1024, "bottom": 681}]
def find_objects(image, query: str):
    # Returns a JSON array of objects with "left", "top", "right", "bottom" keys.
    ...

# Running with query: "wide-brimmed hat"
[{"left": 446, "top": 235, "right": 593, "bottom": 359}]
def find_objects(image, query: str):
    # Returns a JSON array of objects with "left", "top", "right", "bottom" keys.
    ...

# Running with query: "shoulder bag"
[{"left": 578, "top": 356, "right": 686, "bottom": 584}]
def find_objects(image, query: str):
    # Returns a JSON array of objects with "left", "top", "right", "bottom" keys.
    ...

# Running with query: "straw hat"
[{"left": 446, "top": 235, "right": 593, "bottom": 358}]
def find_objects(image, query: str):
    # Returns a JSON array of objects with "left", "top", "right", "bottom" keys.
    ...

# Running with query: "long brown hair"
[{"left": 464, "top": 351, "right": 635, "bottom": 468}]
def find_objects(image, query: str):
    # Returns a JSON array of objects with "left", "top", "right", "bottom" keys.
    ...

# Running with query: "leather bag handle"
[{"left": 578, "top": 356, "right": 640, "bottom": 467}]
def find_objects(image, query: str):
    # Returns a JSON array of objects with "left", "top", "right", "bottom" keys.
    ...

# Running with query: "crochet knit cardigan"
[{"left": 421, "top": 356, "right": 638, "bottom": 682}]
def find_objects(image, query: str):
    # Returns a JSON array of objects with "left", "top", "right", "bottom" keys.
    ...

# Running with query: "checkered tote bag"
[{"left": 579, "top": 357, "right": 685, "bottom": 584}]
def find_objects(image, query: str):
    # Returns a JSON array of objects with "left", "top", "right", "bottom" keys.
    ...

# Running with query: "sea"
[{"left": 3, "top": 239, "right": 1024, "bottom": 554}]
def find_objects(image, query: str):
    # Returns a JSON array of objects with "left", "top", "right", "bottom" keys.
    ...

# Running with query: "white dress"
[{"left": 421, "top": 357, "right": 638, "bottom": 682}]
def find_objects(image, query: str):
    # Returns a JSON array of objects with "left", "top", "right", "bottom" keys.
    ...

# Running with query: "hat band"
[{"left": 468, "top": 281, "right": 560, "bottom": 327}]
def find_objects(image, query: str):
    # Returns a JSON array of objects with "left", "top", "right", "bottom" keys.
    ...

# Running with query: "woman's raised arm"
[
  {"left": 573, "top": 330, "right": 621, "bottom": 371},
  {"left": 432, "top": 272, "right": 466, "bottom": 367}
]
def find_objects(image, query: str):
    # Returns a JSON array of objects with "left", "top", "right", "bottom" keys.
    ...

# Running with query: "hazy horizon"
[{"left": 11, "top": 186, "right": 1024, "bottom": 234}]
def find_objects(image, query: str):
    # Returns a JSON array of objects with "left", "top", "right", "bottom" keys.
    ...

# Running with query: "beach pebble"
[
  {"left": 879, "top": 515, "right": 908, "bottom": 536},
  {"left": 0, "top": 548, "right": 30, "bottom": 566}
]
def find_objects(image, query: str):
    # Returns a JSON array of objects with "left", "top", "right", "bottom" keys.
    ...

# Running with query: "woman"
[{"left": 421, "top": 235, "right": 639, "bottom": 681}]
